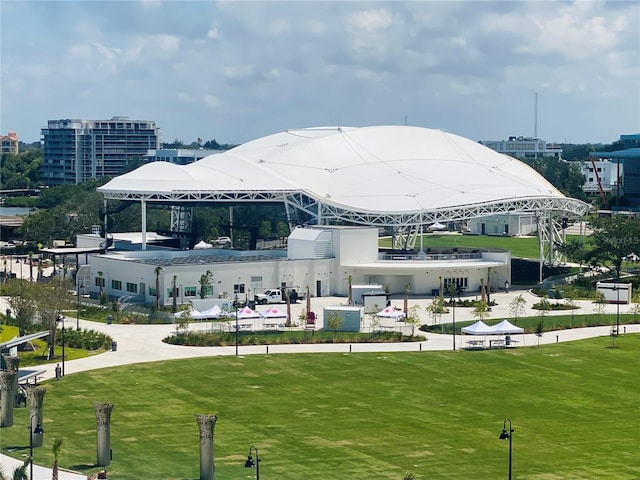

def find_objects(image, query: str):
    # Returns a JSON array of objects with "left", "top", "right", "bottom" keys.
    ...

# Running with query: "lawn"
[
  {"left": 2, "top": 336, "right": 640, "bottom": 479},
  {"left": 380, "top": 234, "right": 585, "bottom": 260},
  {"left": 0, "top": 325, "right": 98, "bottom": 367}
]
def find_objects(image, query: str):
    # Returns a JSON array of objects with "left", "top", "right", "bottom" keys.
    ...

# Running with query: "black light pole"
[
  {"left": 452, "top": 301, "right": 456, "bottom": 351},
  {"left": 235, "top": 293, "right": 239, "bottom": 356},
  {"left": 56, "top": 315, "right": 65, "bottom": 377},
  {"left": 244, "top": 445, "right": 260, "bottom": 480},
  {"left": 29, "top": 414, "right": 44, "bottom": 480},
  {"left": 499, "top": 418, "right": 513, "bottom": 480}
]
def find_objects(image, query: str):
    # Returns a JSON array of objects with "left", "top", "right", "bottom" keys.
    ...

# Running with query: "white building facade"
[
  {"left": 579, "top": 160, "right": 623, "bottom": 197},
  {"left": 479, "top": 136, "right": 562, "bottom": 159},
  {"left": 85, "top": 226, "right": 510, "bottom": 307}
]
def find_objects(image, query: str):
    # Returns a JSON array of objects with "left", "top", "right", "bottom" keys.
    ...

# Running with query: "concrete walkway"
[{"left": 2, "top": 290, "right": 639, "bottom": 478}]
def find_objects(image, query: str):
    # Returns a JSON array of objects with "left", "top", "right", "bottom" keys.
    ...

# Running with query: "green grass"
[
  {"left": 3, "top": 337, "right": 640, "bottom": 479},
  {"left": 380, "top": 234, "right": 584, "bottom": 259},
  {"left": 0, "top": 325, "right": 98, "bottom": 366}
]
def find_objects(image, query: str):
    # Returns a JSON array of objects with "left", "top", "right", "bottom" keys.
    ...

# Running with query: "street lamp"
[
  {"left": 244, "top": 445, "right": 260, "bottom": 480},
  {"left": 452, "top": 300, "right": 456, "bottom": 351},
  {"left": 498, "top": 418, "right": 513, "bottom": 480},
  {"left": 56, "top": 315, "right": 65, "bottom": 376},
  {"left": 234, "top": 293, "right": 239, "bottom": 356},
  {"left": 76, "top": 281, "right": 84, "bottom": 330},
  {"left": 29, "top": 414, "right": 44, "bottom": 480}
]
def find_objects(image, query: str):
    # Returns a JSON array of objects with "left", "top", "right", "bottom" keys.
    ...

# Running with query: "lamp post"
[
  {"left": 452, "top": 300, "right": 456, "bottom": 351},
  {"left": 498, "top": 418, "right": 513, "bottom": 480},
  {"left": 244, "top": 445, "right": 260, "bottom": 480},
  {"left": 235, "top": 293, "right": 239, "bottom": 356},
  {"left": 56, "top": 315, "right": 65, "bottom": 377},
  {"left": 29, "top": 414, "right": 44, "bottom": 480}
]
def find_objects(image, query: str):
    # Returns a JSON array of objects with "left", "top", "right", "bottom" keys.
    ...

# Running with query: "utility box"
[
  {"left": 596, "top": 282, "right": 632, "bottom": 304},
  {"left": 362, "top": 293, "right": 389, "bottom": 314},
  {"left": 351, "top": 284, "right": 385, "bottom": 305},
  {"left": 322, "top": 306, "right": 363, "bottom": 332}
]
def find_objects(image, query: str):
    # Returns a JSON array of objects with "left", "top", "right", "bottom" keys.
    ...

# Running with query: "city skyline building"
[
  {"left": 0, "top": 131, "right": 19, "bottom": 154},
  {"left": 41, "top": 117, "right": 160, "bottom": 185},
  {"left": 479, "top": 136, "right": 562, "bottom": 159}
]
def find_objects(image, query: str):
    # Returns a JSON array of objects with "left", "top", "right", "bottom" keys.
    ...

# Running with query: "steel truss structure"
[{"left": 102, "top": 187, "right": 590, "bottom": 254}]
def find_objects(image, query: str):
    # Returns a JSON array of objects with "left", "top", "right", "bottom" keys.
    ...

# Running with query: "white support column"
[{"left": 141, "top": 198, "right": 147, "bottom": 251}]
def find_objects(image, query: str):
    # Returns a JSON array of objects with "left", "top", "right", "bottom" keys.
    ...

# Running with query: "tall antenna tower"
[{"left": 534, "top": 92, "right": 538, "bottom": 139}]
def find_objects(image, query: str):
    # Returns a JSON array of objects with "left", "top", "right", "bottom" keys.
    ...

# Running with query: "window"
[
  {"left": 234, "top": 283, "right": 245, "bottom": 294},
  {"left": 95, "top": 276, "right": 105, "bottom": 288},
  {"left": 126, "top": 282, "right": 138, "bottom": 293},
  {"left": 149, "top": 287, "right": 156, "bottom": 297},
  {"left": 184, "top": 286, "right": 197, "bottom": 297},
  {"left": 112, "top": 280, "right": 122, "bottom": 290}
]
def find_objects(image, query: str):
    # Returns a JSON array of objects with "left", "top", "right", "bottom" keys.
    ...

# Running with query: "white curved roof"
[{"left": 99, "top": 125, "right": 589, "bottom": 226}]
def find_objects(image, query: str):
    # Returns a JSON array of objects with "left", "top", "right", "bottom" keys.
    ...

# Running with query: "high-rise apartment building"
[
  {"left": 0, "top": 131, "right": 19, "bottom": 154},
  {"left": 41, "top": 116, "right": 160, "bottom": 185}
]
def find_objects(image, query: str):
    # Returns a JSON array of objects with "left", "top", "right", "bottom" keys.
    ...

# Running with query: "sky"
[{"left": 1, "top": 0, "right": 639, "bottom": 146}]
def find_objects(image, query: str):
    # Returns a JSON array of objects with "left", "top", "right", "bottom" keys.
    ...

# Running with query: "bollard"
[
  {"left": 556, "top": 335, "right": 559, "bottom": 343},
  {"left": 55, "top": 363, "right": 61, "bottom": 380},
  {"left": 349, "top": 344, "right": 352, "bottom": 353},
  {"left": 266, "top": 345, "right": 269, "bottom": 355}
]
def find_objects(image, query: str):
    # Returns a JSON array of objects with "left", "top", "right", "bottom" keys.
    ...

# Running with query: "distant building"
[
  {"left": 592, "top": 133, "right": 640, "bottom": 205},
  {"left": 41, "top": 117, "right": 160, "bottom": 185},
  {"left": 579, "top": 160, "right": 623, "bottom": 197},
  {"left": 0, "top": 131, "right": 19, "bottom": 154},
  {"left": 144, "top": 148, "right": 222, "bottom": 165},
  {"left": 479, "top": 136, "right": 562, "bottom": 159},
  {"left": 620, "top": 134, "right": 640, "bottom": 150}
]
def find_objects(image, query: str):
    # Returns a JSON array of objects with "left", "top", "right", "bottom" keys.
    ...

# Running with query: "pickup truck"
[{"left": 254, "top": 288, "right": 302, "bottom": 305}]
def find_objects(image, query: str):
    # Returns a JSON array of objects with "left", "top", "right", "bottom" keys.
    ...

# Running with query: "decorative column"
[
  {"left": 2, "top": 354, "right": 20, "bottom": 406},
  {"left": 196, "top": 414, "right": 218, "bottom": 480},
  {"left": 0, "top": 371, "right": 17, "bottom": 427},
  {"left": 94, "top": 403, "right": 114, "bottom": 467},
  {"left": 27, "top": 387, "right": 46, "bottom": 447}
]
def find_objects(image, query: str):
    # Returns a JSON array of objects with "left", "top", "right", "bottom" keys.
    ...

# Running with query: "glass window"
[
  {"left": 184, "top": 286, "right": 197, "bottom": 297},
  {"left": 126, "top": 282, "right": 138, "bottom": 293},
  {"left": 112, "top": 280, "right": 122, "bottom": 290}
]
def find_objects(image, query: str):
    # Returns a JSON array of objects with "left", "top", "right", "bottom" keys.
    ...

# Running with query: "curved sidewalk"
[{"left": 2, "top": 291, "right": 639, "bottom": 478}]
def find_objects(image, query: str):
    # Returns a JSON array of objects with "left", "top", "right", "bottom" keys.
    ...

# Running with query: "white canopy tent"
[
  {"left": 461, "top": 320, "right": 495, "bottom": 335},
  {"left": 261, "top": 307, "right": 288, "bottom": 319},
  {"left": 200, "top": 304, "right": 222, "bottom": 319},
  {"left": 376, "top": 306, "right": 406, "bottom": 320},
  {"left": 491, "top": 319, "right": 524, "bottom": 335}
]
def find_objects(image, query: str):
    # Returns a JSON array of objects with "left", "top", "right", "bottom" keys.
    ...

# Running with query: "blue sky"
[{"left": 1, "top": 1, "right": 638, "bottom": 145}]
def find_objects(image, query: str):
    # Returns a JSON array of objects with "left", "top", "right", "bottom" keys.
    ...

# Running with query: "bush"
[{"left": 59, "top": 328, "right": 112, "bottom": 350}]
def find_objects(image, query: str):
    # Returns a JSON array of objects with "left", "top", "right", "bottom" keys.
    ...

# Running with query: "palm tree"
[
  {"left": 51, "top": 438, "right": 63, "bottom": 480},
  {"left": 172, "top": 275, "right": 178, "bottom": 313},
  {"left": 28, "top": 251, "right": 34, "bottom": 282},
  {"left": 154, "top": 266, "right": 162, "bottom": 309},
  {"left": 97, "top": 271, "right": 104, "bottom": 296}
]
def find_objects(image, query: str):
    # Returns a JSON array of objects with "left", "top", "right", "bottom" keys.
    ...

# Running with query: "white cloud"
[
  {"left": 203, "top": 94, "right": 222, "bottom": 108},
  {"left": 348, "top": 8, "right": 393, "bottom": 32}
]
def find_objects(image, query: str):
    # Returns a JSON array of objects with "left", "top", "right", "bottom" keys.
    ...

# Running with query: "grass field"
[
  {"left": 380, "top": 233, "right": 587, "bottom": 260},
  {"left": 3, "top": 336, "right": 640, "bottom": 479}
]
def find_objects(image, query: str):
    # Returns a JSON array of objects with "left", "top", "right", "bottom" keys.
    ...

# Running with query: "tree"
[
  {"left": 327, "top": 311, "right": 343, "bottom": 334},
  {"left": 509, "top": 294, "right": 527, "bottom": 325},
  {"left": 535, "top": 319, "right": 544, "bottom": 348},
  {"left": 198, "top": 270, "right": 214, "bottom": 299},
  {"left": 172, "top": 275, "right": 178, "bottom": 313},
  {"left": 154, "top": 266, "right": 162, "bottom": 309},
  {"left": 593, "top": 290, "right": 607, "bottom": 319},
  {"left": 6, "top": 280, "right": 37, "bottom": 337},
  {"left": 404, "top": 305, "right": 422, "bottom": 336},
  {"left": 588, "top": 216, "right": 640, "bottom": 281},
  {"left": 472, "top": 300, "right": 490, "bottom": 322},
  {"left": 425, "top": 298, "right": 447, "bottom": 326},
  {"left": 51, "top": 437, "right": 63, "bottom": 480}
]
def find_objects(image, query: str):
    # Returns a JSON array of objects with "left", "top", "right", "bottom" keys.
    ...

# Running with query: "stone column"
[
  {"left": 27, "top": 387, "right": 46, "bottom": 447},
  {"left": 2, "top": 355, "right": 20, "bottom": 406},
  {"left": 196, "top": 414, "right": 218, "bottom": 480},
  {"left": 94, "top": 403, "right": 114, "bottom": 467},
  {"left": 0, "top": 371, "right": 17, "bottom": 427}
]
